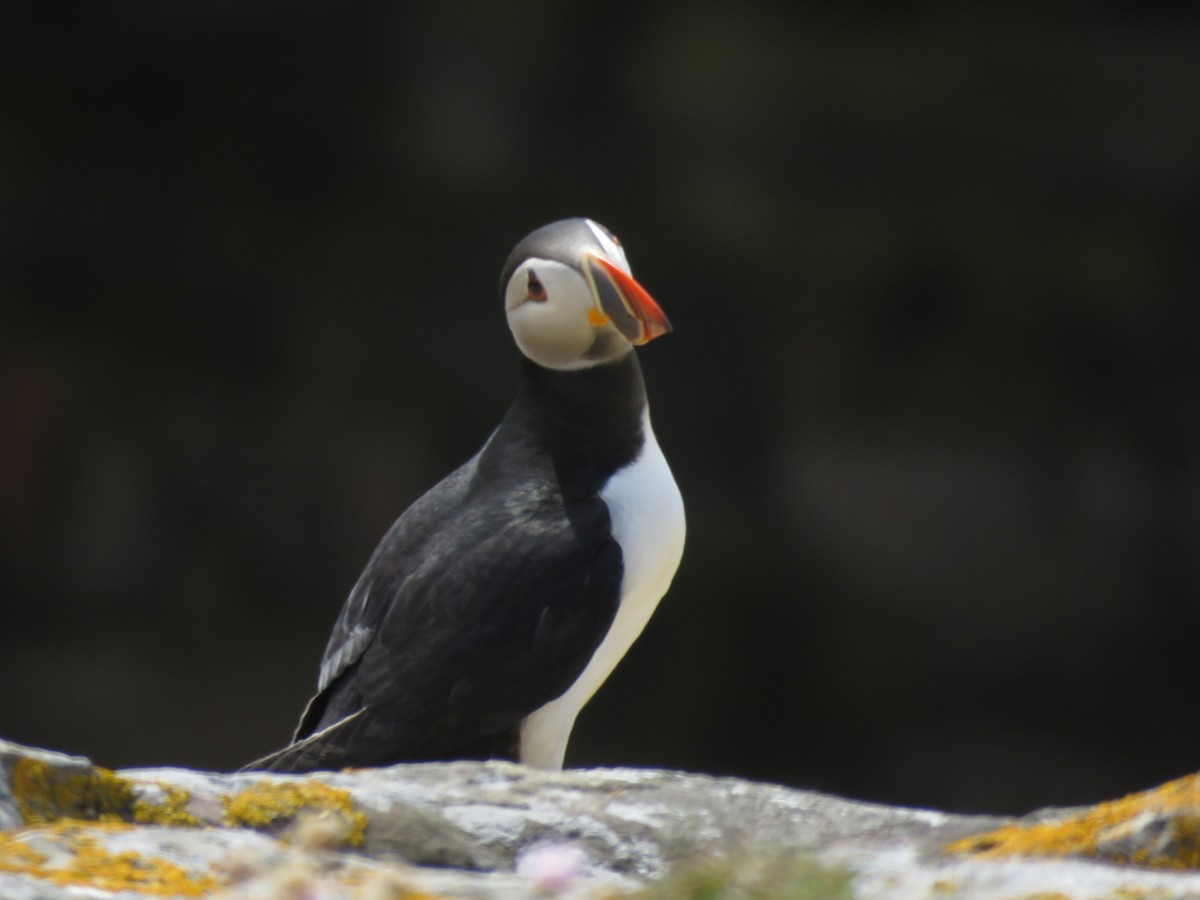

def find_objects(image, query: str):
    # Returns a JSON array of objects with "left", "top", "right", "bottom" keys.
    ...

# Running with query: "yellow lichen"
[
  {"left": 0, "top": 829, "right": 49, "bottom": 871},
  {"left": 10, "top": 757, "right": 134, "bottom": 824},
  {"left": 947, "top": 772, "right": 1200, "bottom": 870},
  {"left": 133, "top": 782, "right": 202, "bottom": 828},
  {"left": 0, "top": 821, "right": 220, "bottom": 897},
  {"left": 3, "top": 758, "right": 380, "bottom": 896},
  {"left": 9, "top": 757, "right": 205, "bottom": 831},
  {"left": 222, "top": 779, "right": 367, "bottom": 847}
]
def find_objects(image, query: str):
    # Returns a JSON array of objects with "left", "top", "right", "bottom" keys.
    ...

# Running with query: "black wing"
[{"left": 246, "top": 448, "right": 623, "bottom": 772}]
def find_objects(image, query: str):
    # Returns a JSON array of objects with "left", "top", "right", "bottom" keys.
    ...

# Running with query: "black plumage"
[{"left": 249, "top": 353, "right": 649, "bottom": 772}]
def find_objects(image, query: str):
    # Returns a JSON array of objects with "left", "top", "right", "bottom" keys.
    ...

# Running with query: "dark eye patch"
[{"left": 526, "top": 270, "right": 548, "bottom": 302}]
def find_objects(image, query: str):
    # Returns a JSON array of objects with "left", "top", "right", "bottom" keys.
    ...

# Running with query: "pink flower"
[{"left": 516, "top": 841, "right": 587, "bottom": 894}]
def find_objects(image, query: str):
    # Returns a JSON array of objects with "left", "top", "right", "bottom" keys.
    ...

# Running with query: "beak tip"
[
  {"left": 644, "top": 319, "right": 673, "bottom": 343},
  {"left": 587, "top": 252, "right": 672, "bottom": 346}
]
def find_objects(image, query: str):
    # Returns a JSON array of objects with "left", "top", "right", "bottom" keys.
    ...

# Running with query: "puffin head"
[{"left": 500, "top": 218, "right": 671, "bottom": 371}]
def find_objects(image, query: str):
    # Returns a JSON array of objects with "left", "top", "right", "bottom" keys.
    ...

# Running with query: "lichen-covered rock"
[
  {"left": 4, "top": 737, "right": 1200, "bottom": 898},
  {"left": 946, "top": 771, "right": 1200, "bottom": 870}
]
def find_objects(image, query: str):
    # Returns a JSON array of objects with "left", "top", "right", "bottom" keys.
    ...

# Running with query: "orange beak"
[{"left": 584, "top": 252, "right": 672, "bottom": 346}]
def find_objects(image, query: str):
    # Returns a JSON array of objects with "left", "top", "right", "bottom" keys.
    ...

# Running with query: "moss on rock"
[{"left": 638, "top": 848, "right": 855, "bottom": 899}]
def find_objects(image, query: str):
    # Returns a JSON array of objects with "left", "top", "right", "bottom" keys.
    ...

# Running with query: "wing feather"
[{"left": 268, "top": 448, "right": 623, "bottom": 770}]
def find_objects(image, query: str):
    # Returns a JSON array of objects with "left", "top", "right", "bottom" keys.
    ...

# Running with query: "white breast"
[{"left": 519, "top": 409, "right": 686, "bottom": 769}]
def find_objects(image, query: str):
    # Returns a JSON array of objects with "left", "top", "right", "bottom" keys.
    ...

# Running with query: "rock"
[{"left": 3, "top": 737, "right": 1200, "bottom": 898}]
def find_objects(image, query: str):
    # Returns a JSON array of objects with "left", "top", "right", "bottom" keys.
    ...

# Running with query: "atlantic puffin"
[{"left": 247, "top": 218, "right": 685, "bottom": 772}]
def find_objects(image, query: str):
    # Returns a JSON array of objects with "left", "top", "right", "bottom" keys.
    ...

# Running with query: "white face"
[{"left": 503, "top": 250, "right": 632, "bottom": 372}]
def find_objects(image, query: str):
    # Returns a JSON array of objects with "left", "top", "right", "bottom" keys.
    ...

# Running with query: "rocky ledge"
[{"left": 2, "top": 738, "right": 1200, "bottom": 898}]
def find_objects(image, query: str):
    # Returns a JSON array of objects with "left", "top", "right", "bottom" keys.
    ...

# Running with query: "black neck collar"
[
  {"left": 482, "top": 353, "right": 648, "bottom": 496},
  {"left": 511, "top": 352, "right": 646, "bottom": 445}
]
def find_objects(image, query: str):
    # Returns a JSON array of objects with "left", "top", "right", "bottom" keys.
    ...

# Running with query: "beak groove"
[{"left": 584, "top": 253, "right": 672, "bottom": 346}]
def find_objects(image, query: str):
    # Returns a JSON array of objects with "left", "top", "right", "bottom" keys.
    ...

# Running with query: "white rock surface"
[{"left": 3, "top": 738, "right": 1200, "bottom": 898}]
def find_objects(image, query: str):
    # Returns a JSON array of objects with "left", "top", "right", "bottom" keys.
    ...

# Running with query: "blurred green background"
[{"left": 2, "top": 3, "right": 1198, "bottom": 815}]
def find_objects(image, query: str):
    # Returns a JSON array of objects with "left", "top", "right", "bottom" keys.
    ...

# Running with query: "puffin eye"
[{"left": 526, "top": 270, "right": 548, "bottom": 302}]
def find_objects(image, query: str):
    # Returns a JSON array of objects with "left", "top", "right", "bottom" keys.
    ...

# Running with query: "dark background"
[{"left": 2, "top": 3, "right": 1197, "bottom": 816}]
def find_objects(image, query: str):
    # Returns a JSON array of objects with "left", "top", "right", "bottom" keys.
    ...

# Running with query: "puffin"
[{"left": 247, "top": 218, "right": 685, "bottom": 772}]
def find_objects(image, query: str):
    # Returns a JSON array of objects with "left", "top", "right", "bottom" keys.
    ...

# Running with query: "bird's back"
[{"left": 252, "top": 388, "right": 632, "bottom": 771}]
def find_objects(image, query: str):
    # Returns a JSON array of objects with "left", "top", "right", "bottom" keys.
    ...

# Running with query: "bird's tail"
[{"left": 239, "top": 709, "right": 367, "bottom": 773}]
